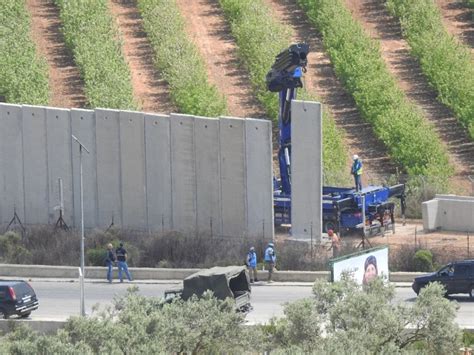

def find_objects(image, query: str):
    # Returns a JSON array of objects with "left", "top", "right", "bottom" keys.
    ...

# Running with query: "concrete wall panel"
[
  {"left": 95, "top": 109, "right": 121, "bottom": 227},
  {"left": 71, "top": 109, "right": 98, "bottom": 228},
  {"left": 119, "top": 111, "right": 146, "bottom": 229},
  {"left": 22, "top": 105, "right": 48, "bottom": 224},
  {"left": 219, "top": 117, "right": 246, "bottom": 237},
  {"left": 46, "top": 107, "right": 73, "bottom": 225},
  {"left": 144, "top": 113, "right": 172, "bottom": 232},
  {"left": 0, "top": 104, "right": 25, "bottom": 224},
  {"left": 245, "top": 118, "right": 273, "bottom": 239},
  {"left": 170, "top": 114, "right": 196, "bottom": 233},
  {"left": 422, "top": 200, "right": 439, "bottom": 231},
  {"left": 194, "top": 117, "right": 221, "bottom": 236},
  {"left": 291, "top": 101, "right": 322, "bottom": 240}
]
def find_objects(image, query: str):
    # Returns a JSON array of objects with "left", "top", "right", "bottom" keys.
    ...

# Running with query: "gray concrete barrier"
[
  {"left": 0, "top": 264, "right": 424, "bottom": 283},
  {"left": 0, "top": 319, "right": 66, "bottom": 335}
]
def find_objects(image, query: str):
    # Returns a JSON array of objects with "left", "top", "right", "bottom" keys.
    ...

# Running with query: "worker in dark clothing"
[
  {"left": 105, "top": 243, "right": 116, "bottom": 283},
  {"left": 351, "top": 154, "right": 363, "bottom": 192},
  {"left": 116, "top": 243, "right": 132, "bottom": 282}
]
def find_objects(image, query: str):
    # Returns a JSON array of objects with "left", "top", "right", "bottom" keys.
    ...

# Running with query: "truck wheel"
[
  {"left": 323, "top": 220, "right": 337, "bottom": 233},
  {"left": 0, "top": 308, "right": 8, "bottom": 319},
  {"left": 469, "top": 285, "right": 474, "bottom": 299}
]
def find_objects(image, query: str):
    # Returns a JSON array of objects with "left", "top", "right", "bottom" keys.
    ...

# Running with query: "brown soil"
[
  {"left": 437, "top": 0, "right": 474, "bottom": 52},
  {"left": 108, "top": 0, "right": 176, "bottom": 115},
  {"left": 345, "top": 0, "right": 474, "bottom": 189},
  {"left": 264, "top": 0, "right": 398, "bottom": 182},
  {"left": 26, "top": 0, "right": 86, "bottom": 109},
  {"left": 175, "top": 0, "right": 266, "bottom": 119}
]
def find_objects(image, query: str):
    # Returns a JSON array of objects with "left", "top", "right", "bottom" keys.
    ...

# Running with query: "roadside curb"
[{"left": 0, "top": 264, "right": 423, "bottom": 283}]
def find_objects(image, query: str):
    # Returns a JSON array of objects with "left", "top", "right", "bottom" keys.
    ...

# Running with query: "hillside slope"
[
  {"left": 175, "top": 0, "right": 265, "bottom": 119},
  {"left": 264, "top": 0, "right": 398, "bottom": 182},
  {"left": 26, "top": 0, "right": 86, "bottom": 108},
  {"left": 108, "top": 0, "right": 176, "bottom": 114},
  {"left": 437, "top": 0, "right": 474, "bottom": 51},
  {"left": 345, "top": 0, "right": 474, "bottom": 181}
]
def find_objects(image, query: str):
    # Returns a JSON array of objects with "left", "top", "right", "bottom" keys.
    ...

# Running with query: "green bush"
[
  {"left": 86, "top": 248, "right": 107, "bottom": 266},
  {"left": 218, "top": 0, "right": 348, "bottom": 182},
  {"left": 297, "top": 0, "right": 453, "bottom": 182},
  {"left": 387, "top": 0, "right": 474, "bottom": 140},
  {"left": 0, "top": 0, "right": 49, "bottom": 105},
  {"left": 414, "top": 249, "right": 433, "bottom": 272},
  {"left": 137, "top": 0, "right": 227, "bottom": 117},
  {"left": 0, "top": 231, "right": 32, "bottom": 264},
  {"left": 54, "top": 0, "right": 136, "bottom": 110}
]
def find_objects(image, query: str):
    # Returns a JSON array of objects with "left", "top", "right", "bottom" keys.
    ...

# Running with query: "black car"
[
  {"left": 0, "top": 280, "right": 39, "bottom": 319},
  {"left": 412, "top": 260, "right": 474, "bottom": 298}
]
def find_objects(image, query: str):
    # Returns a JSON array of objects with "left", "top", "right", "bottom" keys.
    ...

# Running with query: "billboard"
[{"left": 330, "top": 246, "right": 389, "bottom": 285}]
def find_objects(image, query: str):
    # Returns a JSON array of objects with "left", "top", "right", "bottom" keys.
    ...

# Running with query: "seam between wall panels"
[
  {"left": 69, "top": 111, "right": 75, "bottom": 227},
  {"left": 44, "top": 108, "right": 50, "bottom": 224},
  {"left": 93, "top": 110, "right": 99, "bottom": 228},
  {"left": 143, "top": 115, "right": 149, "bottom": 232},
  {"left": 20, "top": 107, "right": 27, "bottom": 223},
  {"left": 118, "top": 112, "right": 123, "bottom": 228},
  {"left": 168, "top": 116, "right": 173, "bottom": 230},
  {"left": 244, "top": 119, "right": 249, "bottom": 238}
]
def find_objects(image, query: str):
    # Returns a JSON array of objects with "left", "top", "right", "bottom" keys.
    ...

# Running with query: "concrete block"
[
  {"left": 22, "top": 105, "right": 49, "bottom": 224},
  {"left": 144, "top": 113, "right": 172, "bottom": 232},
  {"left": 46, "top": 107, "right": 74, "bottom": 225},
  {"left": 0, "top": 104, "right": 25, "bottom": 224},
  {"left": 170, "top": 114, "right": 196, "bottom": 233},
  {"left": 119, "top": 111, "right": 146, "bottom": 229},
  {"left": 422, "top": 200, "right": 439, "bottom": 231},
  {"left": 194, "top": 117, "right": 221, "bottom": 236},
  {"left": 71, "top": 108, "right": 98, "bottom": 228},
  {"left": 291, "top": 101, "right": 322, "bottom": 240},
  {"left": 219, "top": 117, "right": 246, "bottom": 237},
  {"left": 245, "top": 118, "right": 273, "bottom": 239},
  {"left": 440, "top": 199, "right": 474, "bottom": 232},
  {"left": 95, "top": 109, "right": 121, "bottom": 227}
]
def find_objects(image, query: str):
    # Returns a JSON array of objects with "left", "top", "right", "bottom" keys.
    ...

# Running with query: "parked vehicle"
[
  {"left": 0, "top": 280, "right": 39, "bottom": 319},
  {"left": 164, "top": 266, "right": 252, "bottom": 312},
  {"left": 412, "top": 260, "right": 474, "bottom": 298}
]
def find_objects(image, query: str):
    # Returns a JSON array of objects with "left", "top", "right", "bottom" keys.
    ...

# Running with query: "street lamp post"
[{"left": 72, "top": 135, "right": 89, "bottom": 317}]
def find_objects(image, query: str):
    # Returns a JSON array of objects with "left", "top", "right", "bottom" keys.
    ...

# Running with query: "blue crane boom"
[{"left": 266, "top": 44, "right": 406, "bottom": 236}]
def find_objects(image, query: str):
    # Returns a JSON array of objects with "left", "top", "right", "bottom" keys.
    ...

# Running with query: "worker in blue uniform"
[
  {"left": 264, "top": 242, "right": 276, "bottom": 282},
  {"left": 351, "top": 154, "right": 363, "bottom": 192}
]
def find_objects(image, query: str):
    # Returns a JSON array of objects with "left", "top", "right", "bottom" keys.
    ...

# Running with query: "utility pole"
[{"left": 72, "top": 134, "right": 90, "bottom": 317}]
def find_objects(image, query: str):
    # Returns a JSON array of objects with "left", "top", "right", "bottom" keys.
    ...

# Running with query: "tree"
[{"left": 267, "top": 274, "right": 462, "bottom": 354}]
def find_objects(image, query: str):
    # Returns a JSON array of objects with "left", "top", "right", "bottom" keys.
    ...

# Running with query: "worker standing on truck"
[
  {"left": 246, "top": 247, "right": 258, "bottom": 283},
  {"left": 264, "top": 242, "right": 276, "bottom": 282},
  {"left": 351, "top": 154, "right": 363, "bottom": 192}
]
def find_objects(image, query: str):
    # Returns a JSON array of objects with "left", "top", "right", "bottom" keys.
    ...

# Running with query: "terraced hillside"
[
  {"left": 5, "top": 0, "right": 473, "bottom": 187},
  {"left": 344, "top": 0, "right": 474, "bottom": 184}
]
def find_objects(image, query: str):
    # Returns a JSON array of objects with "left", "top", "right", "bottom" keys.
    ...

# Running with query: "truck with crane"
[{"left": 266, "top": 44, "right": 406, "bottom": 236}]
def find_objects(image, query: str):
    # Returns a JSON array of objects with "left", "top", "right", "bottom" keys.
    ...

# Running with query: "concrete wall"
[
  {"left": 0, "top": 103, "right": 274, "bottom": 238},
  {"left": 291, "top": 101, "right": 322, "bottom": 240},
  {"left": 422, "top": 195, "right": 474, "bottom": 232}
]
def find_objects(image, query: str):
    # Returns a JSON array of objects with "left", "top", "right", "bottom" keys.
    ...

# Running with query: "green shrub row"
[
  {"left": 0, "top": 0, "right": 49, "bottom": 105},
  {"left": 464, "top": 0, "right": 474, "bottom": 9},
  {"left": 218, "top": 0, "right": 347, "bottom": 182},
  {"left": 54, "top": 0, "right": 136, "bottom": 110},
  {"left": 387, "top": 0, "right": 474, "bottom": 140},
  {"left": 297, "top": 0, "right": 453, "bottom": 181},
  {"left": 137, "top": 0, "right": 227, "bottom": 117}
]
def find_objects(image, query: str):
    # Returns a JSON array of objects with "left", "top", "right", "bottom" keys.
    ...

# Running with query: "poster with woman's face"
[{"left": 331, "top": 247, "right": 389, "bottom": 285}]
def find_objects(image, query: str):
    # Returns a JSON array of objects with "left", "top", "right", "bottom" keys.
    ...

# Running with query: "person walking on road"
[
  {"left": 264, "top": 242, "right": 276, "bottom": 282},
  {"left": 351, "top": 154, "right": 363, "bottom": 192},
  {"left": 105, "top": 243, "right": 116, "bottom": 283},
  {"left": 327, "top": 229, "right": 341, "bottom": 258},
  {"left": 116, "top": 243, "right": 132, "bottom": 282},
  {"left": 246, "top": 247, "right": 258, "bottom": 283}
]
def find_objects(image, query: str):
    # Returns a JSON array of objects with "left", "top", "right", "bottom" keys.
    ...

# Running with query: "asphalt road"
[{"left": 22, "top": 281, "right": 474, "bottom": 327}]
